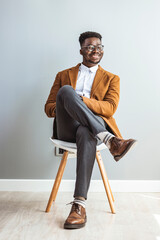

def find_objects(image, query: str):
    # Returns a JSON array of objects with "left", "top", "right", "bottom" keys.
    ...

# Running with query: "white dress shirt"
[{"left": 75, "top": 63, "right": 98, "bottom": 98}]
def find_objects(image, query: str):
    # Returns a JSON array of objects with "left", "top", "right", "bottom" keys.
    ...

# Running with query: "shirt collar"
[{"left": 80, "top": 63, "right": 98, "bottom": 73}]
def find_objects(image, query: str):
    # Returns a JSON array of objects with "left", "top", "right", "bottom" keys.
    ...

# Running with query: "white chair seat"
[{"left": 50, "top": 138, "right": 107, "bottom": 153}]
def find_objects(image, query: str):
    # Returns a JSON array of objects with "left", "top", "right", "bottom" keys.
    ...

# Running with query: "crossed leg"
[{"left": 56, "top": 85, "right": 111, "bottom": 199}]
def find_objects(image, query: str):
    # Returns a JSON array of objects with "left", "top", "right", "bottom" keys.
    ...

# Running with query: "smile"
[{"left": 90, "top": 55, "right": 100, "bottom": 59}]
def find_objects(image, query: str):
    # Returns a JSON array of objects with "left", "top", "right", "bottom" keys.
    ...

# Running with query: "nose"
[{"left": 93, "top": 47, "right": 99, "bottom": 53}]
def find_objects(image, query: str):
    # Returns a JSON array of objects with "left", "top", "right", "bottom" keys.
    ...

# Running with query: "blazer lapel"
[
  {"left": 90, "top": 65, "right": 104, "bottom": 97},
  {"left": 68, "top": 63, "right": 80, "bottom": 89}
]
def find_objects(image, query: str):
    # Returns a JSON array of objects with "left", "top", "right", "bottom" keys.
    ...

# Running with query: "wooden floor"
[{"left": 0, "top": 192, "right": 160, "bottom": 240}]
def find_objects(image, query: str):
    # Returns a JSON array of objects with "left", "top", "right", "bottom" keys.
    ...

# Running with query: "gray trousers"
[{"left": 56, "top": 85, "right": 113, "bottom": 200}]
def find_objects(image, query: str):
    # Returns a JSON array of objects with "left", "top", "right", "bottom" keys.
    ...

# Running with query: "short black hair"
[{"left": 79, "top": 31, "right": 102, "bottom": 46}]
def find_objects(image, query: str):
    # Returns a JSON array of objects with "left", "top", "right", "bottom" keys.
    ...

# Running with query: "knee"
[
  {"left": 56, "top": 85, "right": 74, "bottom": 102},
  {"left": 57, "top": 85, "right": 73, "bottom": 96}
]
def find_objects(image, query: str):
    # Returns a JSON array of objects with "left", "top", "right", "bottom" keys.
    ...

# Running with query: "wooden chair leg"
[
  {"left": 96, "top": 151, "right": 114, "bottom": 202},
  {"left": 96, "top": 151, "right": 116, "bottom": 214},
  {"left": 45, "top": 151, "right": 68, "bottom": 212}
]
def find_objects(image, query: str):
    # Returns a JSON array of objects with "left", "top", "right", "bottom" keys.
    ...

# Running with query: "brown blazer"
[{"left": 45, "top": 63, "right": 122, "bottom": 138}]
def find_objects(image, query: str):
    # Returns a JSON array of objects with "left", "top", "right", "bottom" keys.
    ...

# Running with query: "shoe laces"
[
  {"left": 66, "top": 201, "right": 81, "bottom": 215},
  {"left": 66, "top": 201, "right": 74, "bottom": 206},
  {"left": 111, "top": 137, "right": 121, "bottom": 149}
]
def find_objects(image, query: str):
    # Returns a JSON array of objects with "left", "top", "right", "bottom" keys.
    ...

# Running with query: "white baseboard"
[{"left": 0, "top": 179, "right": 160, "bottom": 192}]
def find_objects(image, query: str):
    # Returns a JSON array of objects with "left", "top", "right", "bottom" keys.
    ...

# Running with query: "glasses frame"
[{"left": 81, "top": 44, "right": 104, "bottom": 52}]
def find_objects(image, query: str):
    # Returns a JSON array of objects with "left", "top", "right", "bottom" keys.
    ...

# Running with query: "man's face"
[{"left": 80, "top": 37, "right": 104, "bottom": 67}]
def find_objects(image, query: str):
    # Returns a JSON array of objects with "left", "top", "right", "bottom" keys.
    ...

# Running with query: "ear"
[{"left": 80, "top": 49, "right": 83, "bottom": 56}]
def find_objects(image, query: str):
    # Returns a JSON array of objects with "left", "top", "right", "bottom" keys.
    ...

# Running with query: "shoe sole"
[
  {"left": 64, "top": 221, "right": 86, "bottom": 229},
  {"left": 114, "top": 140, "right": 137, "bottom": 162}
]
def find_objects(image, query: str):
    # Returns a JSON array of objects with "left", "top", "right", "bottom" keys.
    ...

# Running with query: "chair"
[{"left": 45, "top": 138, "right": 116, "bottom": 214}]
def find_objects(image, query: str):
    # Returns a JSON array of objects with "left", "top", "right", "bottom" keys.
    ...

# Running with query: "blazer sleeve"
[
  {"left": 44, "top": 72, "right": 61, "bottom": 118},
  {"left": 82, "top": 75, "right": 120, "bottom": 118}
]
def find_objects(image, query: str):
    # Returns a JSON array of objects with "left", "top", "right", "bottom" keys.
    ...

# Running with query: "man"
[{"left": 45, "top": 31, "right": 137, "bottom": 229}]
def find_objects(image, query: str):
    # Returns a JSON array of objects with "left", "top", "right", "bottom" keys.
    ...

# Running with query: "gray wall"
[{"left": 0, "top": 0, "right": 160, "bottom": 180}]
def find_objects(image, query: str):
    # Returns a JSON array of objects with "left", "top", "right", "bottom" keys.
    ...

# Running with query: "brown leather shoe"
[
  {"left": 109, "top": 137, "right": 137, "bottom": 161},
  {"left": 64, "top": 202, "right": 87, "bottom": 229}
]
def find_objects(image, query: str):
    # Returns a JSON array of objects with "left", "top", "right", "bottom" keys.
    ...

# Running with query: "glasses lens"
[
  {"left": 97, "top": 45, "right": 104, "bottom": 51},
  {"left": 87, "top": 45, "right": 95, "bottom": 51}
]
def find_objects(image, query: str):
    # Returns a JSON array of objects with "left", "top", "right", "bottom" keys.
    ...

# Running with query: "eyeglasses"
[{"left": 81, "top": 44, "right": 104, "bottom": 52}]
